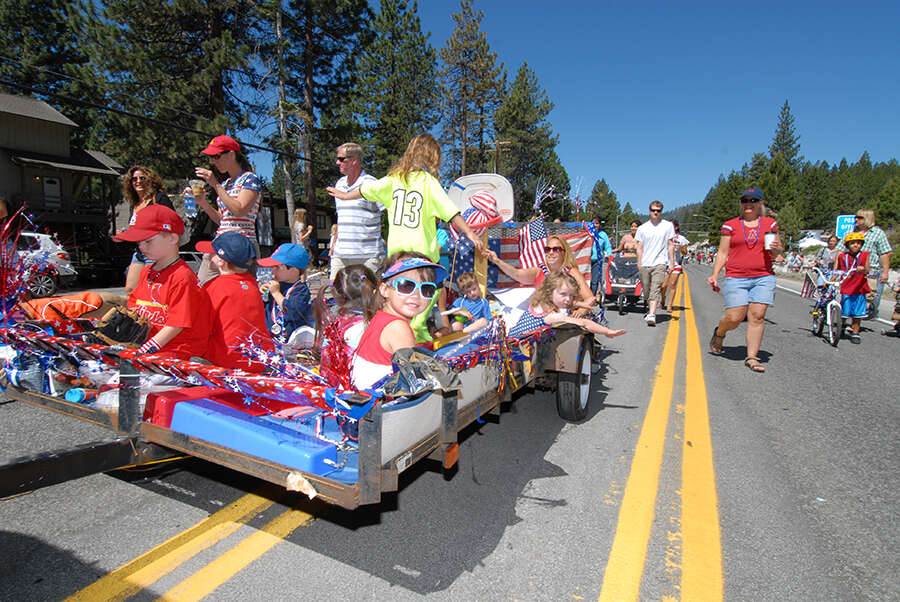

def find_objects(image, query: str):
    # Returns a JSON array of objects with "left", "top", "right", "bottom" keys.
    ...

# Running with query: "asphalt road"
[{"left": 1, "top": 265, "right": 897, "bottom": 600}]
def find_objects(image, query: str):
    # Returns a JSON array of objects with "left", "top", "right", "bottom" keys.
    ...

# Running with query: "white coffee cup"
[{"left": 764, "top": 232, "right": 776, "bottom": 250}]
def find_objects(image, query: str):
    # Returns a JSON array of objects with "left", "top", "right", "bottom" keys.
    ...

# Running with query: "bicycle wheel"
[
  {"left": 827, "top": 302, "right": 842, "bottom": 347},
  {"left": 811, "top": 307, "right": 824, "bottom": 337}
]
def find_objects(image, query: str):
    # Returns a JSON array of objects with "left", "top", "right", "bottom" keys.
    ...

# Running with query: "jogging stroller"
[{"left": 605, "top": 255, "right": 644, "bottom": 315}]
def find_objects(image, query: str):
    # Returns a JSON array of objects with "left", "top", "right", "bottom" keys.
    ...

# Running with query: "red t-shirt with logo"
[
  {"left": 721, "top": 216, "right": 778, "bottom": 278},
  {"left": 128, "top": 260, "right": 211, "bottom": 358},
  {"left": 203, "top": 272, "right": 273, "bottom": 371}
]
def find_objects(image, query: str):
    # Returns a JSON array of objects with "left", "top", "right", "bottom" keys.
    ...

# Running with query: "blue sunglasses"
[{"left": 390, "top": 277, "right": 438, "bottom": 298}]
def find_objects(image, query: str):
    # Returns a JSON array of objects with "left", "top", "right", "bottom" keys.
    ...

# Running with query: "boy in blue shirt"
[
  {"left": 258, "top": 243, "right": 312, "bottom": 341},
  {"left": 448, "top": 271, "right": 492, "bottom": 334}
]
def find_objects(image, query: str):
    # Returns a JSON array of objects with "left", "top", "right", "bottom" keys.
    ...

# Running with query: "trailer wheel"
[
  {"left": 617, "top": 293, "right": 626, "bottom": 315},
  {"left": 556, "top": 336, "right": 592, "bottom": 422}
]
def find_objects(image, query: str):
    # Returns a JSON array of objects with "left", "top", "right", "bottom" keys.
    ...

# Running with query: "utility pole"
[{"left": 492, "top": 140, "right": 510, "bottom": 173}]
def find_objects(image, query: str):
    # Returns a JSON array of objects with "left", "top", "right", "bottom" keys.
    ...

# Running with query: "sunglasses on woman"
[
  {"left": 131, "top": 175, "right": 148, "bottom": 183},
  {"left": 390, "top": 277, "right": 438, "bottom": 298},
  {"left": 544, "top": 246, "right": 564, "bottom": 253}
]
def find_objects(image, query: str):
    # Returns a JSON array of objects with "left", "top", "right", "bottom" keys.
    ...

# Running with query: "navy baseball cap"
[
  {"left": 196, "top": 231, "right": 256, "bottom": 269},
  {"left": 381, "top": 257, "right": 447, "bottom": 284},
  {"left": 257, "top": 243, "right": 310, "bottom": 270},
  {"left": 740, "top": 187, "right": 765, "bottom": 201}
]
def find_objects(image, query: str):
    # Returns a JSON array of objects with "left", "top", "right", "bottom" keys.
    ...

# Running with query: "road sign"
[{"left": 835, "top": 215, "right": 855, "bottom": 239}]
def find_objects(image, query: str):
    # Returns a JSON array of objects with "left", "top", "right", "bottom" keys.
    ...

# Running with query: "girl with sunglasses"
[
  {"left": 351, "top": 253, "right": 447, "bottom": 391},
  {"left": 121, "top": 165, "right": 174, "bottom": 293}
]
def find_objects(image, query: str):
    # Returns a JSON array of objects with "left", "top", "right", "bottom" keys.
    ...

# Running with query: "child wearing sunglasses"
[
  {"left": 509, "top": 272, "right": 626, "bottom": 339},
  {"left": 351, "top": 253, "right": 447, "bottom": 391}
]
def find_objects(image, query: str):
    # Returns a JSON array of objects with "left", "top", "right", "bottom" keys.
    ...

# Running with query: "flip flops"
[{"left": 744, "top": 356, "right": 766, "bottom": 373}]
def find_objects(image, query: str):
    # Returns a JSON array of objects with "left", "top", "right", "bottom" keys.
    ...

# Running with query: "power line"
[{"left": 0, "top": 78, "right": 331, "bottom": 167}]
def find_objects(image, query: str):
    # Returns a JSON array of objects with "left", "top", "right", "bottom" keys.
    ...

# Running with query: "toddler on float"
[
  {"left": 446, "top": 271, "right": 492, "bottom": 334},
  {"left": 833, "top": 232, "right": 870, "bottom": 344},
  {"left": 509, "top": 272, "right": 627, "bottom": 339},
  {"left": 197, "top": 231, "right": 272, "bottom": 371},
  {"left": 258, "top": 243, "right": 313, "bottom": 341},
  {"left": 351, "top": 253, "right": 447, "bottom": 390}
]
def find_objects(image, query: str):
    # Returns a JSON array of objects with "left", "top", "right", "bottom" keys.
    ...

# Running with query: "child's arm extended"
[
  {"left": 543, "top": 312, "right": 626, "bottom": 339},
  {"left": 449, "top": 214, "right": 485, "bottom": 253}
]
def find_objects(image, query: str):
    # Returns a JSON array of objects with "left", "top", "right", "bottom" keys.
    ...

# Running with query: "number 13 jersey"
[{"left": 360, "top": 170, "right": 460, "bottom": 262}]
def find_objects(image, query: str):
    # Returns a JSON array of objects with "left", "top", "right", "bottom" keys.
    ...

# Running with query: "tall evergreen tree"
[
  {"left": 494, "top": 62, "right": 568, "bottom": 219},
  {"left": 587, "top": 178, "right": 620, "bottom": 226},
  {"left": 769, "top": 99, "right": 803, "bottom": 168},
  {"left": 350, "top": 0, "right": 439, "bottom": 176},
  {"left": 0, "top": 0, "right": 103, "bottom": 147},
  {"left": 256, "top": 0, "right": 372, "bottom": 221},
  {"left": 438, "top": 0, "right": 504, "bottom": 178},
  {"left": 91, "top": 0, "right": 260, "bottom": 179},
  {"left": 875, "top": 176, "right": 900, "bottom": 224}
]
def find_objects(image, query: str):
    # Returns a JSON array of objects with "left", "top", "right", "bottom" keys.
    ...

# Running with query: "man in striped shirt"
[{"left": 329, "top": 142, "right": 383, "bottom": 281}]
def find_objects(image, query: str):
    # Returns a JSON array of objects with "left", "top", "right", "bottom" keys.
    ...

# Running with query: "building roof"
[
  {"left": 0, "top": 92, "right": 78, "bottom": 127},
  {"left": 4, "top": 147, "right": 121, "bottom": 176}
]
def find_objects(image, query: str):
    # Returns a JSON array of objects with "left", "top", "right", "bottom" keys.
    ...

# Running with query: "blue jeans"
[{"left": 591, "top": 259, "right": 605, "bottom": 296}]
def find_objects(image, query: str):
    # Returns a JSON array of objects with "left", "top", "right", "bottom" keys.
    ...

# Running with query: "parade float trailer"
[
  {"left": 0, "top": 322, "right": 595, "bottom": 510},
  {"left": 1, "top": 173, "right": 605, "bottom": 509}
]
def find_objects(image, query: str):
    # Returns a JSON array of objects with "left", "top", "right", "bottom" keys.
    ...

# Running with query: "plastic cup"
[
  {"left": 764, "top": 232, "right": 776, "bottom": 250},
  {"left": 190, "top": 179, "right": 205, "bottom": 198}
]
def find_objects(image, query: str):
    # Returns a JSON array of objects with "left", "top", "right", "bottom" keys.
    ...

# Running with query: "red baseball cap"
[
  {"left": 201, "top": 135, "right": 241, "bottom": 156},
  {"left": 113, "top": 205, "right": 184, "bottom": 242}
]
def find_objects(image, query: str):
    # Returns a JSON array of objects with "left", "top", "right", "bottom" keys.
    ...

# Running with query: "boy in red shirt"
[
  {"left": 834, "top": 232, "right": 870, "bottom": 344},
  {"left": 196, "top": 231, "right": 273, "bottom": 370},
  {"left": 113, "top": 205, "right": 211, "bottom": 358}
]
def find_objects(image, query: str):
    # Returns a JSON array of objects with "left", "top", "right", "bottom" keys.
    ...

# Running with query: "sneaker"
[{"left": 645, "top": 313, "right": 656, "bottom": 326}]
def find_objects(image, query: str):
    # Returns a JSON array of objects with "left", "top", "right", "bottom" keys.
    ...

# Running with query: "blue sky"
[
  {"left": 414, "top": 1, "right": 900, "bottom": 210},
  {"left": 256, "top": 1, "right": 900, "bottom": 211}
]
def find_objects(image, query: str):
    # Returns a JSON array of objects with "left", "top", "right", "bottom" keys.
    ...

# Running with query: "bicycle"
[{"left": 806, "top": 267, "right": 845, "bottom": 347}]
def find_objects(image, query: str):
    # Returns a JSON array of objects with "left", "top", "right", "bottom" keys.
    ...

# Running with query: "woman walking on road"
[{"left": 707, "top": 187, "right": 784, "bottom": 373}]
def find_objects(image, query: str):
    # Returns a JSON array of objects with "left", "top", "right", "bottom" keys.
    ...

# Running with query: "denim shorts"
[{"left": 722, "top": 275, "right": 776, "bottom": 308}]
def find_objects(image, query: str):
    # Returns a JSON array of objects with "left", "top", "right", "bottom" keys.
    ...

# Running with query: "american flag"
[
  {"left": 800, "top": 270, "right": 819, "bottom": 299},
  {"left": 445, "top": 223, "right": 593, "bottom": 290},
  {"left": 450, "top": 191, "right": 501, "bottom": 239},
  {"left": 519, "top": 219, "right": 547, "bottom": 269}
]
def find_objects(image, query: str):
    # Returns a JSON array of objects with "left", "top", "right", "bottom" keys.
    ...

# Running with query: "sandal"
[
  {"left": 709, "top": 328, "right": 725, "bottom": 354},
  {"left": 744, "top": 356, "right": 766, "bottom": 373}
]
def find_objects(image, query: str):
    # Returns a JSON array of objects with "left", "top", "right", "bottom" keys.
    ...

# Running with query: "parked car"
[{"left": 16, "top": 232, "right": 78, "bottom": 297}]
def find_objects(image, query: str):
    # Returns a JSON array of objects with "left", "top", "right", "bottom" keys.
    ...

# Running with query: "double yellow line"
[
  {"left": 599, "top": 276, "right": 723, "bottom": 601},
  {"left": 66, "top": 486, "right": 316, "bottom": 601}
]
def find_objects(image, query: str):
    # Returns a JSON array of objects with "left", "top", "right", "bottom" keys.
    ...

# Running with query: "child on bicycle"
[{"left": 833, "top": 232, "right": 870, "bottom": 344}]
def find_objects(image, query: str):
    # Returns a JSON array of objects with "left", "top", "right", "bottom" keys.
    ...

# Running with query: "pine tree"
[
  {"left": 875, "top": 176, "right": 900, "bottom": 224},
  {"left": 0, "top": 0, "right": 103, "bottom": 147},
  {"left": 350, "top": 0, "right": 439, "bottom": 176},
  {"left": 438, "top": 0, "right": 504, "bottom": 178},
  {"left": 494, "top": 62, "right": 568, "bottom": 219},
  {"left": 586, "top": 179, "right": 620, "bottom": 226},
  {"left": 769, "top": 100, "right": 803, "bottom": 168},
  {"left": 92, "top": 0, "right": 260, "bottom": 179},
  {"left": 776, "top": 201, "right": 803, "bottom": 246},
  {"left": 256, "top": 0, "right": 372, "bottom": 223}
]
